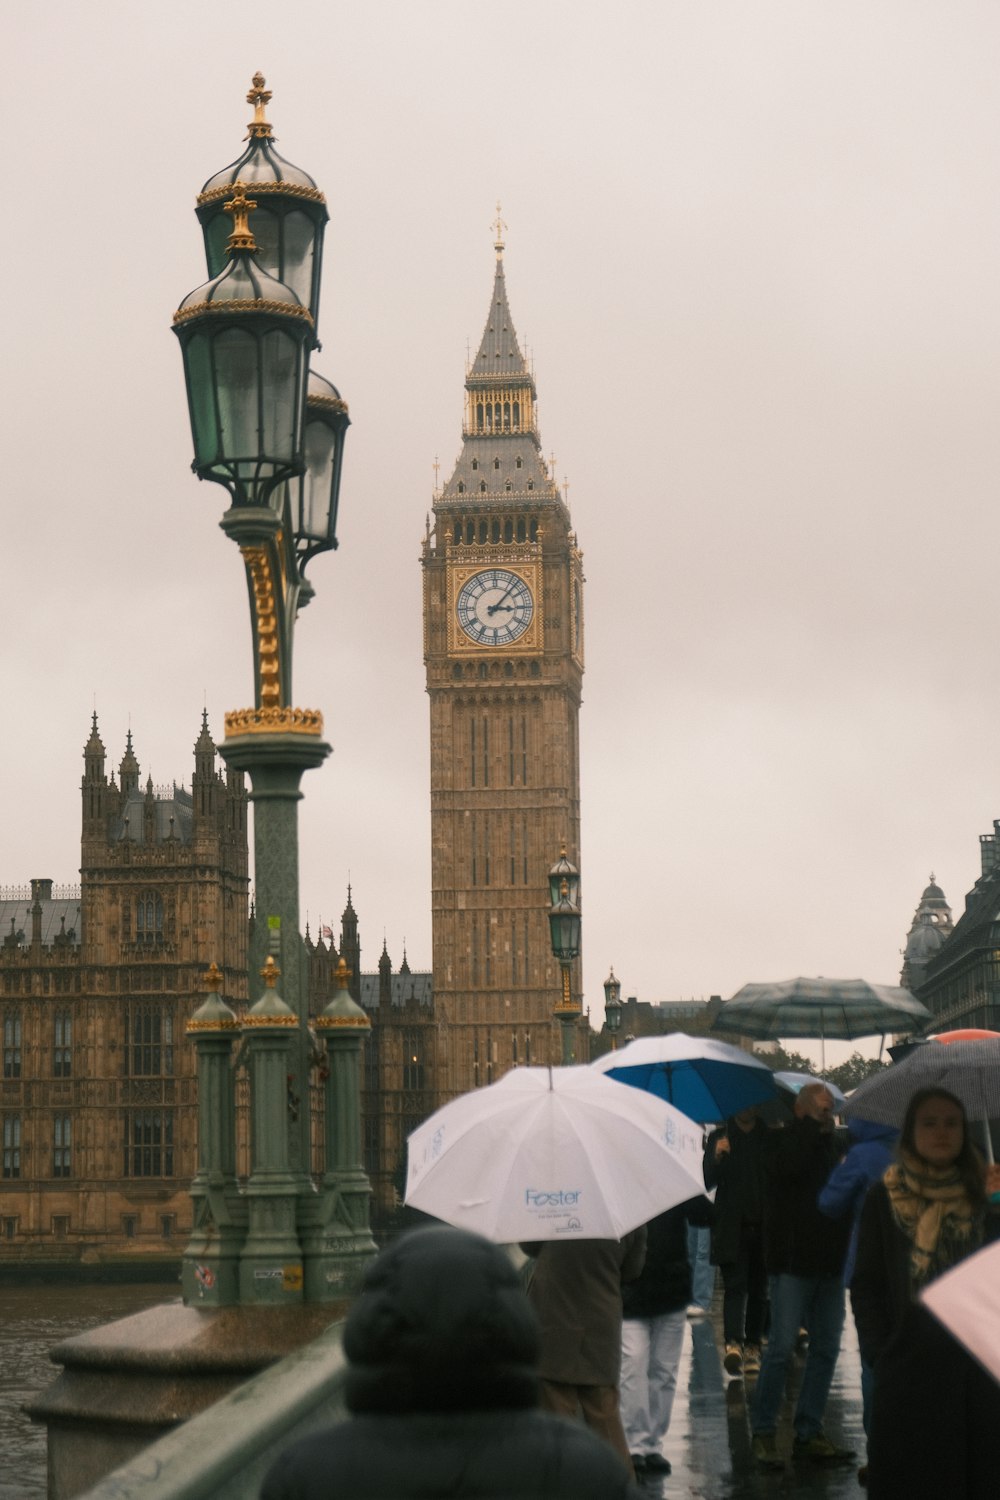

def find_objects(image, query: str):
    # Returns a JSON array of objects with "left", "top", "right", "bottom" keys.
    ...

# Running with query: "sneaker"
[
  {"left": 792, "top": 1432, "right": 855, "bottom": 1465},
  {"left": 723, "top": 1342, "right": 743, "bottom": 1374},
  {"left": 686, "top": 1303, "right": 708, "bottom": 1318},
  {"left": 751, "top": 1432, "right": 784, "bottom": 1470},
  {"left": 644, "top": 1454, "right": 671, "bottom": 1474},
  {"left": 743, "top": 1343, "right": 762, "bottom": 1375}
]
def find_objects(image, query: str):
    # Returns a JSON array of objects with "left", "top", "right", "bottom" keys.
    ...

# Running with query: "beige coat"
[{"left": 524, "top": 1231, "right": 647, "bottom": 1386}]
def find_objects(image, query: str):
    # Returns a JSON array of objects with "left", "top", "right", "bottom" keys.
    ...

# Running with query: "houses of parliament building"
[{"left": 0, "top": 238, "right": 589, "bottom": 1265}]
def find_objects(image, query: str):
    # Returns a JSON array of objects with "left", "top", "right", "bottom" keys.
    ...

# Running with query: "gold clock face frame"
[{"left": 448, "top": 560, "right": 541, "bottom": 653}]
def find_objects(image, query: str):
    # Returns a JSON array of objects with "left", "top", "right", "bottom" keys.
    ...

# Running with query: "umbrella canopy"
[
  {"left": 712, "top": 977, "right": 931, "bottom": 1042},
  {"left": 773, "top": 1071, "right": 847, "bottom": 1110},
  {"left": 922, "top": 1238, "right": 1000, "bottom": 1388},
  {"left": 405, "top": 1065, "right": 706, "bottom": 1243},
  {"left": 591, "top": 1032, "right": 778, "bottom": 1123},
  {"left": 843, "top": 1038, "right": 1000, "bottom": 1132}
]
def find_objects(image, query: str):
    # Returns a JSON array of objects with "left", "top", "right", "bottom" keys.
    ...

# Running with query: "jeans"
[
  {"left": 687, "top": 1222, "right": 716, "bottom": 1310},
  {"left": 620, "top": 1310, "right": 686, "bottom": 1456},
  {"left": 751, "top": 1273, "right": 845, "bottom": 1440}
]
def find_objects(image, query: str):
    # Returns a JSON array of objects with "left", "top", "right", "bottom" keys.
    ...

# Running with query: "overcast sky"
[{"left": 5, "top": 2, "right": 1000, "bottom": 1064}]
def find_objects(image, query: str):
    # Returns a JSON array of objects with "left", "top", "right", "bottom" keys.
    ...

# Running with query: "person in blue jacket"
[{"left": 818, "top": 1114, "right": 898, "bottom": 1484}]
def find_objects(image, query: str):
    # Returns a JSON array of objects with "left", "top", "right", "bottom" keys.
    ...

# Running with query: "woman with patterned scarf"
[{"left": 852, "top": 1088, "right": 1000, "bottom": 1498}]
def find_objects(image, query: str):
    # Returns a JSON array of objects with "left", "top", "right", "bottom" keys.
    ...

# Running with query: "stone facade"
[
  {"left": 421, "top": 239, "right": 588, "bottom": 1101},
  {"left": 0, "top": 713, "right": 248, "bottom": 1268}
]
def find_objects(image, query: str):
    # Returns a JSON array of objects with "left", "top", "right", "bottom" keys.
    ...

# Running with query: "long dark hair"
[{"left": 899, "top": 1087, "right": 986, "bottom": 1205}]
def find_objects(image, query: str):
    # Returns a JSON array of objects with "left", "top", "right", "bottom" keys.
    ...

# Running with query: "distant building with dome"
[
  {"left": 909, "top": 832, "right": 1000, "bottom": 1031},
  {"left": 900, "top": 875, "right": 953, "bottom": 992}
]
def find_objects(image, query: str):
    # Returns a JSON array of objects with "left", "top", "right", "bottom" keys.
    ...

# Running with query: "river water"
[{"left": 0, "top": 1281, "right": 178, "bottom": 1500}]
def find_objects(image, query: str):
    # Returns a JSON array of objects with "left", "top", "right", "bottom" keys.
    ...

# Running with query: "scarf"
[{"left": 884, "top": 1150, "right": 983, "bottom": 1291}]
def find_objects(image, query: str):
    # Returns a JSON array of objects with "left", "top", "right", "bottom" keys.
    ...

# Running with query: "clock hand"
[{"left": 487, "top": 586, "right": 517, "bottom": 616}]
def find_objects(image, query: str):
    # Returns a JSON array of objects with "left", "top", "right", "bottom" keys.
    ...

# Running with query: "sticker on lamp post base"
[{"left": 252, "top": 1264, "right": 303, "bottom": 1290}]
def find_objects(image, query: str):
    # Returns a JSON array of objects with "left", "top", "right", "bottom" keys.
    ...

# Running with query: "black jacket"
[
  {"left": 703, "top": 1118, "right": 768, "bottom": 1265},
  {"left": 261, "top": 1225, "right": 638, "bottom": 1500},
  {"left": 621, "top": 1197, "right": 713, "bottom": 1320},
  {"left": 761, "top": 1116, "right": 850, "bottom": 1277}
]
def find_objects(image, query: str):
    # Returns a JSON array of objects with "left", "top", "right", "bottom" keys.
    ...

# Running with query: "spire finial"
[
  {"left": 203, "top": 962, "right": 223, "bottom": 994},
  {"left": 224, "top": 181, "right": 258, "bottom": 255},
  {"left": 492, "top": 201, "right": 507, "bottom": 260},
  {"left": 246, "top": 71, "right": 273, "bottom": 139},
  {"left": 260, "top": 955, "right": 281, "bottom": 989}
]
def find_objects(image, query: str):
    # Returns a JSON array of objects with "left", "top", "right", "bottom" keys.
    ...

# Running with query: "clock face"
[{"left": 456, "top": 568, "right": 534, "bottom": 645}]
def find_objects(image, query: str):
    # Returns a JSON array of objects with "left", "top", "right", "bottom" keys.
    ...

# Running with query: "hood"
[{"left": 344, "top": 1225, "right": 539, "bottom": 1415}]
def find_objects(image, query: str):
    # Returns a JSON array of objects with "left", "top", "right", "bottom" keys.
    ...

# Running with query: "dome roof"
[{"left": 198, "top": 74, "right": 324, "bottom": 202}]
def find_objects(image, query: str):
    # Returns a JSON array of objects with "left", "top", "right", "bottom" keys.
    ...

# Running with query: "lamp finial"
[
  {"left": 224, "top": 181, "right": 258, "bottom": 255},
  {"left": 247, "top": 72, "right": 273, "bottom": 139}
]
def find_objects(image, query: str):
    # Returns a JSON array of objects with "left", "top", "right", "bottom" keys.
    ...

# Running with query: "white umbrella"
[
  {"left": 922, "top": 1238, "right": 1000, "bottom": 1387},
  {"left": 405, "top": 1065, "right": 706, "bottom": 1242}
]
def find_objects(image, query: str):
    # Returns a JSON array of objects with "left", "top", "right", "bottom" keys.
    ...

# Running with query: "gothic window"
[
  {"left": 527, "top": 481, "right": 534, "bottom": 491},
  {"left": 512, "top": 403, "right": 520, "bottom": 429},
  {"left": 123, "top": 1110, "right": 174, "bottom": 1177},
  {"left": 491, "top": 519, "right": 500, "bottom": 542},
  {"left": 124, "top": 1003, "right": 174, "bottom": 1076},
  {"left": 515, "top": 456, "right": 522, "bottom": 469},
  {"left": 504, "top": 519, "right": 513, "bottom": 542},
  {"left": 466, "top": 522, "right": 475, "bottom": 543},
  {"left": 472, "top": 459, "right": 479, "bottom": 471},
  {"left": 3, "top": 1116, "right": 21, "bottom": 1179},
  {"left": 3, "top": 1013, "right": 21, "bottom": 1079},
  {"left": 503, "top": 402, "right": 510, "bottom": 431},
  {"left": 476, "top": 403, "right": 484, "bottom": 432},
  {"left": 479, "top": 482, "right": 487, "bottom": 496},
  {"left": 505, "top": 481, "right": 511, "bottom": 492},
  {"left": 484, "top": 405, "right": 492, "bottom": 432},
  {"left": 457, "top": 483, "right": 465, "bottom": 496},
  {"left": 530, "top": 518, "right": 539, "bottom": 541},
  {"left": 517, "top": 518, "right": 526, "bottom": 542},
  {"left": 494, "top": 403, "right": 502, "bottom": 428},
  {"left": 494, "top": 457, "right": 500, "bottom": 470},
  {"left": 53, "top": 1115, "right": 71, "bottom": 1178},
  {"left": 402, "top": 1031, "right": 425, "bottom": 1090},
  {"left": 53, "top": 1011, "right": 72, "bottom": 1078},
  {"left": 136, "top": 893, "right": 163, "bottom": 946}
]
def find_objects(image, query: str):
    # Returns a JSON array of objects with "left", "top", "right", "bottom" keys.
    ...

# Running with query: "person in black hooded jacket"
[{"left": 260, "top": 1225, "right": 638, "bottom": 1500}]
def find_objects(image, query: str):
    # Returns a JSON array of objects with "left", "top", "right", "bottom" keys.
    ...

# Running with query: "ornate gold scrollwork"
[
  {"left": 240, "top": 545, "right": 282, "bottom": 707},
  {"left": 224, "top": 707, "right": 325, "bottom": 738},
  {"left": 172, "top": 298, "right": 314, "bottom": 327}
]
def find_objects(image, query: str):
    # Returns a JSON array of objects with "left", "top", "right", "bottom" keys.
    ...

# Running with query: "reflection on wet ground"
[{"left": 644, "top": 1303, "right": 867, "bottom": 1498}]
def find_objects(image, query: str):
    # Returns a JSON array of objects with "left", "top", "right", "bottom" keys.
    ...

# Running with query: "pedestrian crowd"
[{"left": 261, "top": 1078, "right": 1000, "bottom": 1500}]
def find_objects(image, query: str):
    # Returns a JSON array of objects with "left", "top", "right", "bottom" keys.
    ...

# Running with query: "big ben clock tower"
[{"left": 422, "top": 219, "right": 585, "bottom": 1099}]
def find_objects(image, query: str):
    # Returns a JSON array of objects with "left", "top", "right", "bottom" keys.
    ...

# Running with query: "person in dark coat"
[
  {"left": 619, "top": 1196, "right": 712, "bottom": 1477},
  {"left": 851, "top": 1087, "right": 1000, "bottom": 1500},
  {"left": 818, "top": 1112, "right": 898, "bottom": 1476},
  {"left": 704, "top": 1107, "right": 769, "bottom": 1376},
  {"left": 521, "top": 1230, "right": 646, "bottom": 1473},
  {"left": 261, "top": 1225, "right": 639, "bottom": 1500},
  {"left": 749, "top": 1084, "right": 853, "bottom": 1470}
]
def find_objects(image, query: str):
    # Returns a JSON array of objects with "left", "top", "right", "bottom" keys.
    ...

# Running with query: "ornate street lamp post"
[
  {"left": 173, "top": 76, "right": 373, "bottom": 1305},
  {"left": 603, "top": 966, "right": 623, "bottom": 1051},
  {"left": 548, "top": 846, "right": 582, "bottom": 1065}
]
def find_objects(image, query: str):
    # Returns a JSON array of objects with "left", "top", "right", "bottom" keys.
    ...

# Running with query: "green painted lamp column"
[
  {"left": 238, "top": 955, "right": 303, "bottom": 1304},
  {"left": 548, "top": 847, "right": 582, "bottom": 1065},
  {"left": 306, "top": 957, "right": 377, "bottom": 1300},
  {"left": 182, "top": 963, "right": 245, "bottom": 1306}
]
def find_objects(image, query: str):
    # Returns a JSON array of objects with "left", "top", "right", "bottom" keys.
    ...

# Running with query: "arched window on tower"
[
  {"left": 503, "top": 401, "right": 510, "bottom": 431},
  {"left": 457, "top": 483, "right": 465, "bottom": 496},
  {"left": 136, "top": 894, "right": 163, "bottom": 947},
  {"left": 517, "top": 518, "right": 526, "bottom": 542},
  {"left": 479, "top": 520, "right": 488, "bottom": 543},
  {"left": 512, "top": 402, "right": 520, "bottom": 430},
  {"left": 479, "top": 481, "right": 487, "bottom": 495},
  {"left": 504, "top": 519, "right": 513, "bottom": 542},
  {"left": 491, "top": 519, "right": 500, "bottom": 542},
  {"left": 476, "top": 402, "right": 484, "bottom": 432},
  {"left": 530, "top": 518, "right": 539, "bottom": 541}
]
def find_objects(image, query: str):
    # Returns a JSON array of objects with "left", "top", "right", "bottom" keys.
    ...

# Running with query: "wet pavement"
[{"left": 645, "top": 1299, "right": 867, "bottom": 1498}]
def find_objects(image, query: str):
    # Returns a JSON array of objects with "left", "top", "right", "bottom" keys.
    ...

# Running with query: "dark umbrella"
[
  {"left": 843, "top": 1037, "right": 1000, "bottom": 1163},
  {"left": 712, "top": 977, "right": 931, "bottom": 1068}
]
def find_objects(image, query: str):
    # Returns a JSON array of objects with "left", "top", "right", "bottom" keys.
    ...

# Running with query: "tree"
[{"left": 824, "top": 1052, "right": 888, "bottom": 1094}]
